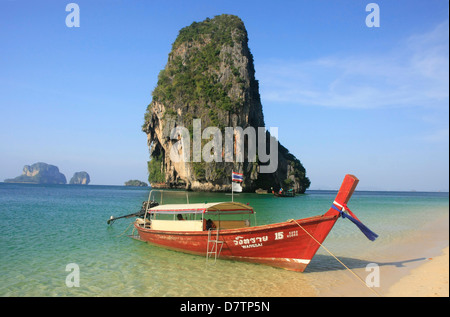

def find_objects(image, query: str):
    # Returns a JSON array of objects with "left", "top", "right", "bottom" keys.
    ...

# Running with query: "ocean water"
[{"left": 0, "top": 183, "right": 448, "bottom": 297}]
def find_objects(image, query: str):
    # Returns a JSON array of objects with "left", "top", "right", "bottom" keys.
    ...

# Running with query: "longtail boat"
[
  {"left": 129, "top": 174, "right": 377, "bottom": 272},
  {"left": 274, "top": 189, "right": 295, "bottom": 197}
]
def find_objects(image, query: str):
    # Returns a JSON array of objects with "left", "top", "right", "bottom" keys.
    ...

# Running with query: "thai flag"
[{"left": 232, "top": 171, "right": 243, "bottom": 182}]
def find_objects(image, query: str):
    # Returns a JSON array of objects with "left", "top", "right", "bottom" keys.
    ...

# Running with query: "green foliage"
[
  {"left": 163, "top": 108, "right": 177, "bottom": 119},
  {"left": 283, "top": 178, "right": 294, "bottom": 188},
  {"left": 146, "top": 14, "right": 247, "bottom": 125},
  {"left": 172, "top": 14, "right": 246, "bottom": 49},
  {"left": 212, "top": 167, "right": 226, "bottom": 182},
  {"left": 124, "top": 180, "right": 148, "bottom": 187},
  {"left": 192, "top": 162, "right": 206, "bottom": 179},
  {"left": 147, "top": 154, "right": 165, "bottom": 183}
]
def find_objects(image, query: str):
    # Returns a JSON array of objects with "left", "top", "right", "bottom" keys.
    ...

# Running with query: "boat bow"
[{"left": 325, "top": 174, "right": 378, "bottom": 241}]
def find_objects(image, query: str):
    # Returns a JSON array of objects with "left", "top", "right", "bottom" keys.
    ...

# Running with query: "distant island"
[
  {"left": 124, "top": 180, "right": 148, "bottom": 187},
  {"left": 4, "top": 162, "right": 67, "bottom": 184},
  {"left": 4, "top": 163, "right": 91, "bottom": 185},
  {"left": 69, "top": 171, "right": 90, "bottom": 185}
]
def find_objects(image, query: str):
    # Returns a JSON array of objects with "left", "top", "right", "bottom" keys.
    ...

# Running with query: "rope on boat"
[{"left": 288, "top": 219, "right": 382, "bottom": 297}]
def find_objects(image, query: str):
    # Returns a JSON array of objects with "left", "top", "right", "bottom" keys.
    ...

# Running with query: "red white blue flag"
[{"left": 232, "top": 171, "right": 243, "bottom": 182}]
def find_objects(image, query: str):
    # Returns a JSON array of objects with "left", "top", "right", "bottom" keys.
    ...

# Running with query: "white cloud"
[{"left": 258, "top": 20, "right": 449, "bottom": 110}]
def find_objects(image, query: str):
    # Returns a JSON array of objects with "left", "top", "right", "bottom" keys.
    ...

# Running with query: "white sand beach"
[{"left": 386, "top": 246, "right": 449, "bottom": 297}]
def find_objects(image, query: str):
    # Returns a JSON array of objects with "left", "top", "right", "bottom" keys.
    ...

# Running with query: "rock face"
[
  {"left": 142, "top": 14, "right": 310, "bottom": 193},
  {"left": 4, "top": 162, "right": 67, "bottom": 184},
  {"left": 69, "top": 172, "right": 90, "bottom": 185}
]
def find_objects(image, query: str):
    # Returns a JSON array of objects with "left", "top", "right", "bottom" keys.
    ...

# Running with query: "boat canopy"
[{"left": 147, "top": 201, "right": 254, "bottom": 215}]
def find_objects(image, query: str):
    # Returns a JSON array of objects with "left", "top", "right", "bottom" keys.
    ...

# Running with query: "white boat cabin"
[{"left": 141, "top": 201, "right": 255, "bottom": 232}]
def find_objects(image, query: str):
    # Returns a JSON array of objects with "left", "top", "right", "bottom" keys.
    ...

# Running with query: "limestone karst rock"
[
  {"left": 69, "top": 171, "right": 90, "bottom": 185},
  {"left": 4, "top": 162, "right": 67, "bottom": 184},
  {"left": 142, "top": 14, "right": 310, "bottom": 193}
]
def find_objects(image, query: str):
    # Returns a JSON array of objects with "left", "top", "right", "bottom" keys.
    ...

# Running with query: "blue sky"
[{"left": 0, "top": 0, "right": 448, "bottom": 191}]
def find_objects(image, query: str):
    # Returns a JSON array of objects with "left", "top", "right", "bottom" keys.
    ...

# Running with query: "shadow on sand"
[{"left": 305, "top": 254, "right": 427, "bottom": 273}]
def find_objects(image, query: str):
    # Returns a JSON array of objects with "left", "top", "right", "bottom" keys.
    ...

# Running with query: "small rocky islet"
[{"left": 4, "top": 162, "right": 90, "bottom": 185}]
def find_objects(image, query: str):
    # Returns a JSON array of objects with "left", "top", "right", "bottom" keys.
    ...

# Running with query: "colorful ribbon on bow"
[{"left": 331, "top": 201, "right": 379, "bottom": 241}]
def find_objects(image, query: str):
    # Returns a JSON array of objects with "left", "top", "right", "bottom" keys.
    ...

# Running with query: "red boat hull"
[
  {"left": 134, "top": 213, "right": 340, "bottom": 272},
  {"left": 134, "top": 174, "right": 359, "bottom": 272}
]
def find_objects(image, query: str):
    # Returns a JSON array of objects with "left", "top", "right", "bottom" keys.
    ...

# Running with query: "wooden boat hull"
[
  {"left": 133, "top": 174, "right": 362, "bottom": 272},
  {"left": 134, "top": 213, "right": 340, "bottom": 272}
]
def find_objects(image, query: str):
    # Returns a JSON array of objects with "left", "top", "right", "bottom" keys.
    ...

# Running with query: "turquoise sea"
[{"left": 0, "top": 183, "right": 448, "bottom": 297}]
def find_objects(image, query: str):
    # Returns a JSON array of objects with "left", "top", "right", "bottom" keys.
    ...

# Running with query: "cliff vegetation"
[
  {"left": 142, "top": 14, "right": 310, "bottom": 193},
  {"left": 124, "top": 180, "right": 148, "bottom": 187}
]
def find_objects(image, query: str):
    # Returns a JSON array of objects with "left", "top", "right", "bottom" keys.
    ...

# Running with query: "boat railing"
[
  {"left": 147, "top": 189, "right": 190, "bottom": 205},
  {"left": 143, "top": 189, "right": 191, "bottom": 225}
]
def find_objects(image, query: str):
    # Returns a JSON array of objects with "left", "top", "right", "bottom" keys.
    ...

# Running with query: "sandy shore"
[
  {"left": 385, "top": 246, "right": 449, "bottom": 297},
  {"left": 317, "top": 210, "right": 449, "bottom": 297}
]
